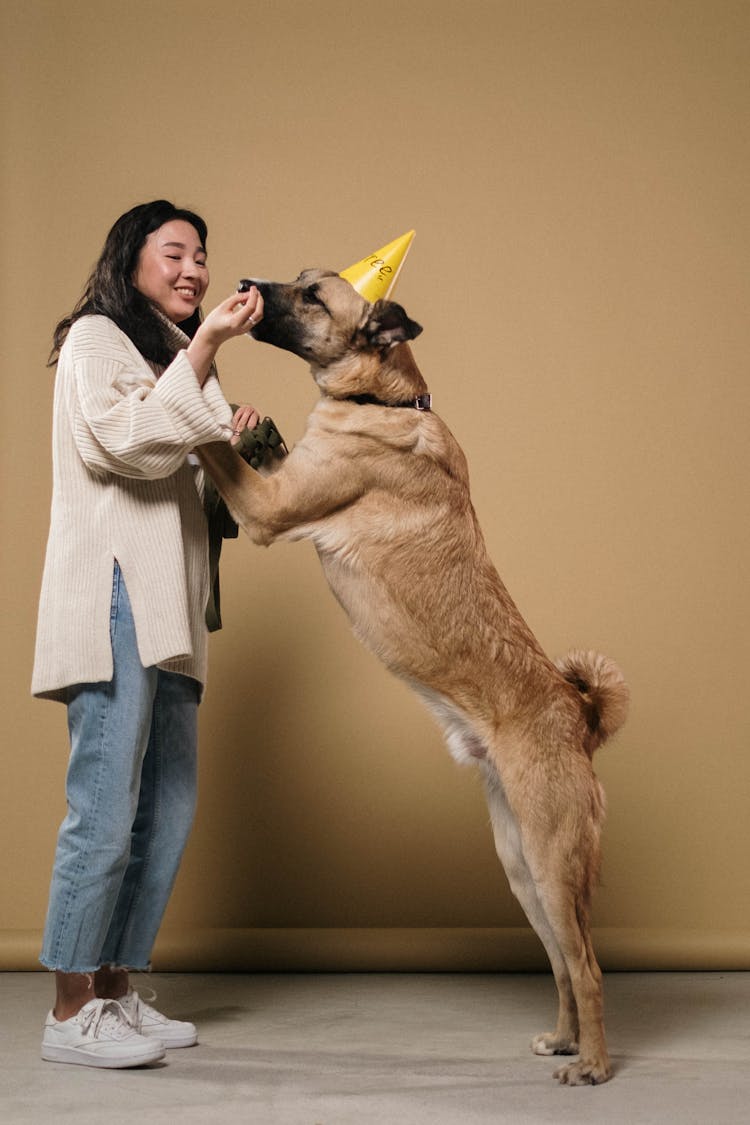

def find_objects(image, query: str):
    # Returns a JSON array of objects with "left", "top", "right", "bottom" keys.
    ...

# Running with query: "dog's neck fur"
[{"left": 315, "top": 343, "right": 430, "bottom": 407}]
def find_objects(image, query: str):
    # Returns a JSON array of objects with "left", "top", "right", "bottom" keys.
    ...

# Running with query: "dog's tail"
[{"left": 556, "top": 649, "right": 630, "bottom": 755}]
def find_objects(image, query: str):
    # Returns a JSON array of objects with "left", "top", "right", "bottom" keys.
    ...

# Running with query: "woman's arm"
[
  {"left": 68, "top": 319, "right": 230, "bottom": 479},
  {"left": 68, "top": 288, "right": 264, "bottom": 479},
  {"left": 186, "top": 287, "right": 263, "bottom": 385}
]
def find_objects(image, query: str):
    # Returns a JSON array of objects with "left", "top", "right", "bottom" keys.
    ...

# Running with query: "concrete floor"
[{"left": 2, "top": 972, "right": 748, "bottom": 1124}]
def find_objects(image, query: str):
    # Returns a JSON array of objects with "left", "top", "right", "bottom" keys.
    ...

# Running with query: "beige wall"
[{"left": 2, "top": 0, "right": 748, "bottom": 971}]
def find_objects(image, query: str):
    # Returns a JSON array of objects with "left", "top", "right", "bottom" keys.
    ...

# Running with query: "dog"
[{"left": 198, "top": 269, "right": 629, "bottom": 1085}]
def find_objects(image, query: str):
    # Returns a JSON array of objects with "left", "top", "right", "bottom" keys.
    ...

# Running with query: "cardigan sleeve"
[{"left": 67, "top": 316, "right": 234, "bottom": 480}]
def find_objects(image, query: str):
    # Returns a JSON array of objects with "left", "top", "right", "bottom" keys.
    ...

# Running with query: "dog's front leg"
[
  {"left": 197, "top": 440, "right": 365, "bottom": 545},
  {"left": 197, "top": 440, "right": 291, "bottom": 544}
]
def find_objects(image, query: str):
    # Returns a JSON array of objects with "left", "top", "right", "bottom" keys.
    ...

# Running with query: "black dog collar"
[{"left": 346, "top": 392, "right": 432, "bottom": 411}]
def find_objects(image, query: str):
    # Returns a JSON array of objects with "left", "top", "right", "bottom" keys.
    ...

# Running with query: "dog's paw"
[
  {"left": 553, "top": 1057, "right": 612, "bottom": 1086},
  {"left": 531, "top": 1032, "right": 579, "bottom": 1056}
]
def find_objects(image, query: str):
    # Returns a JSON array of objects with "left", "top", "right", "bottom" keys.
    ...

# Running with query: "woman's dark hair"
[{"left": 49, "top": 199, "right": 208, "bottom": 366}]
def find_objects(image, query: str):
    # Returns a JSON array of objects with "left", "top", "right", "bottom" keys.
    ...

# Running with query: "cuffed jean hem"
[{"left": 38, "top": 958, "right": 153, "bottom": 974}]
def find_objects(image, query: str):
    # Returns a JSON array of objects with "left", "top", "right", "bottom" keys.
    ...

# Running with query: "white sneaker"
[
  {"left": 119, "top": 988, "right": 198, "bottom": 1049},
  {"left": 42, "top": 998, "right": 166, "bottom": 1068}
]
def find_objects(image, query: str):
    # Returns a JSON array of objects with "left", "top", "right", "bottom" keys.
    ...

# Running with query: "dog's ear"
[{"left": 361, "top": 300, "right": 423, "bottom": 350}]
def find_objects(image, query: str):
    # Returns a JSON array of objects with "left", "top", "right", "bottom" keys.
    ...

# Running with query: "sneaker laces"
[
  {"left": 77, "top": 998, "right": 132, "bottom": 1041},
  {"left": 121, "top": 985, "right": 163, "bottom": 1030},
  {"left": 135, "top": 983, "right": 159, "bottom": 1007}
]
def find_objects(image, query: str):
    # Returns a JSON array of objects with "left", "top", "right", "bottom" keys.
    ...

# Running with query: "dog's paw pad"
[
  {"left": 532, "top": 1033, "right": 579, "bottom": 1056},
  {"left": 553, "top": 1059, "right": 611, "bottom": 1086}
]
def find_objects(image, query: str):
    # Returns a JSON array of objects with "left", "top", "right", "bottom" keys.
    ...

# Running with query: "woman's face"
[{"left": 133, "top": 219, "right": 209, "bottom": 323}]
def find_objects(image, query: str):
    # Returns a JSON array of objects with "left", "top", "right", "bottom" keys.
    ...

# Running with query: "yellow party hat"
[{"left": 339, "top": 230, "right": 415, "bottom": 302}]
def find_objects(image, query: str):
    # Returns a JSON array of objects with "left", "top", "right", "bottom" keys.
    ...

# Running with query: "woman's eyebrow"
[{"left": 161, "top": 240, "right": 207, "bottom": 255}]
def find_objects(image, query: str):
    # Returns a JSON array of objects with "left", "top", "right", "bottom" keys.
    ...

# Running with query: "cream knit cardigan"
[{"left": 32, "top": 314, "right": 235, "bottom": 702}]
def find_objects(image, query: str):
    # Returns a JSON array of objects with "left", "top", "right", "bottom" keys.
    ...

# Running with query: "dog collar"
[{"left": 346, "top": 392, "right": 432, "bottom": 411}]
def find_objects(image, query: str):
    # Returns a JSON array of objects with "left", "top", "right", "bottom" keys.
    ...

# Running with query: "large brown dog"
[{"left": 199, "top": 270, "right": 629, "bottom": 1085}]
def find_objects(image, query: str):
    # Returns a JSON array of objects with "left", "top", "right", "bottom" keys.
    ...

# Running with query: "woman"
[{"left": 32, "top": 200, "right": 263, "bottom": 1068}]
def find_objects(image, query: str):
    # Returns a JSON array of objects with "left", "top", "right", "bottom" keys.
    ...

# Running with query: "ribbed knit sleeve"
[{"left": 69, "top": 316, "right": 233, "bottom": 478}]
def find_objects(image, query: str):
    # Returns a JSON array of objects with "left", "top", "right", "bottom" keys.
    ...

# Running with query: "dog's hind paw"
[
  {"left": 553, "top": 1058, "right": 612, "bottom": 1086},
  {"left": 532, "top": 1032, "right": 579, "bottom": 1056}
]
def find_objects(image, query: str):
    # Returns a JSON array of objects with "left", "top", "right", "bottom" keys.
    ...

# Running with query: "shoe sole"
[
  {"left": 141, "top": 1025, "right": 198, "bottom": 1049},
  {"left": 160, "top": 1034, "right": 198, "bottom": 1049},
  {"left": 41, "top": 1042, "right": 166, "bottom": 1069}
]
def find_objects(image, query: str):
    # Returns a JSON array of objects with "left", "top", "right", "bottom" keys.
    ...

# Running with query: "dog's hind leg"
[
  {"left": 534, "top": 882, "right": 610, "bottom": 1084},
  {"left": 480, "top": 763, "right": 580, "bottom": 1057}
]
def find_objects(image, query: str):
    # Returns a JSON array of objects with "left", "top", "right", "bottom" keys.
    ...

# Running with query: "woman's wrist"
[{"left": 186, "top": 324, "right": 220, "bottom": 386}]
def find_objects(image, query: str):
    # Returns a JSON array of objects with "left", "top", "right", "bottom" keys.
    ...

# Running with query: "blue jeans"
[{"left": 40, "top": 564, "right": 199, "bottom": 973}]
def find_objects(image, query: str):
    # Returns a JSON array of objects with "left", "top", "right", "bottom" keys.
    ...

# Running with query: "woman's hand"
[
  {"left": 230, "top": 403, "right": 261, "bottom": 447},
  {"left": 187, "top": 286, "right": 264, "bottom": 385},
  {"left": 200, "top": 287, "right": 264, "bottom": 346}
]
